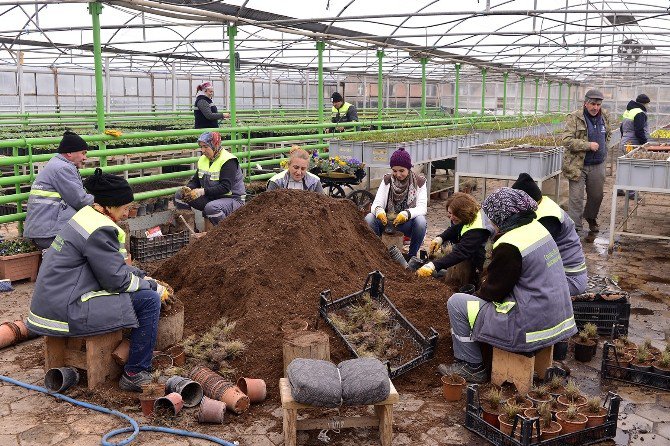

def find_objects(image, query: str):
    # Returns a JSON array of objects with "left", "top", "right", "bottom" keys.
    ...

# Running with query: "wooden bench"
[
  {"left": 279, "top": 377, "right": 399, "bottom": 446},
  {"left": 491, "top": 345, "right": 554, "bottom": 394},
  {"left": 44, "top": 331, "right": 123, "bottom": 390}
]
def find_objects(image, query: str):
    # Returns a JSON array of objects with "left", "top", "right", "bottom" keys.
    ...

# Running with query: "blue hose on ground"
[{"left": 0, "top": 374, "right": 238, "bottom": 446}]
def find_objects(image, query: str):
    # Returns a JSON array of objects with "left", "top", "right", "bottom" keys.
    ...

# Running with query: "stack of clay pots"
[
  {"left": 0, "top": 320, "right": 30, "bottom": 349},
  {"left": 189, "top": 366, "right": 250, "bottom": 414}
]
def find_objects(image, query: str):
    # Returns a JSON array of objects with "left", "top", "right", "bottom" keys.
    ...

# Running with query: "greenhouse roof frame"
[{"left": 0, "top": 1, "right": 669, "bottom": 85}]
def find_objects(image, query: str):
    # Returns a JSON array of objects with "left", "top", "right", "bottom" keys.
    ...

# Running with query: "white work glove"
[
  {"left": 417, "top": 262, "right": 436, "bottom": 278},
  {"left": 191, "top": 188, "right": 205, "bottom": 199},
  {"left": 429, "top": 237, "right": 443, "bottom": 257}
]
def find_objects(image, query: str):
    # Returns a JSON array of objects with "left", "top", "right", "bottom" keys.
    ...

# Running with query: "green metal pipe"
[
  {"left": 420, "top": 57, "right": 428, "bottom": 119},
  {"left": 519, "top": 76, "right": 525, "bottom": 116},
  {"left": 454, "top": 63, "right": 460, "bottom": 118},
  {"left": 534, "top": 78, "right": 540, "bottom": 115},
  {"left": 481, "top": 68, "right": 487, "bottom": 115},
  {"left": 558, "top": 82, "right": 563, "bottom": 113},
  {"left": 377, "top": 49, "right": 384, "bottom": 130},
  {"left": 316, "top": 41, "right": 325, "bottom": 131},
  {"left": 546, "top": 80, "right": 552, "bottom": 113},
  {"left": 228, "top": 24, "right": 237, "bottom": 127},
  {"left": 88, "top": 2, "right": 107, "bottom": 167},
  {"left": 502, "top": 72, "right": 508, "bottom": 116},
  {"left": 567, "top": 84, "right": 571, "bottom": 111}
]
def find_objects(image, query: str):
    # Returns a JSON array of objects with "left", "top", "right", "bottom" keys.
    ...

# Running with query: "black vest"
[{"left": 194, "top": 96, "right": 218, "bottom": 129}]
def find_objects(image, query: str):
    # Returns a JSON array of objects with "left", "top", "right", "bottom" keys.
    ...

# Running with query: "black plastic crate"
[
  {"left": 572, "top": 297, "right": 630, "bottom": 336},
  {"left": 465, "top": 384, "right": 620, "bottom": 446},
  {"left": 319, "top": 271, "right": 438, "bottom": 379},
  {"left": 129, "top": 230, "right": 190, "bottom": 262},
  {"left": 601, "top": 342, "right": 670, "bottom": 391}
]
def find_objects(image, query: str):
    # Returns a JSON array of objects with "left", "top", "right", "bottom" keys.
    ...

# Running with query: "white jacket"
[{"left": 371, "top": 173, "right": 427, "bottom": 218}]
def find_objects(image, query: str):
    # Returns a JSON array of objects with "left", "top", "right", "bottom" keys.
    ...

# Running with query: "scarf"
[
  {"left": 386, "top": 171, "right": 418, "bottom": 214},
  {"left": 481, "top": 187, "right": 538, "bottom": 230},
  {"left": 198, "top": 132, "right": 222, "bottom": 158}
]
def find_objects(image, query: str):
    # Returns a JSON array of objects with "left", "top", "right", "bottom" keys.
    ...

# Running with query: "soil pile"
[{"left": 154, "top": 189, "right": 454, "bottom": 397}]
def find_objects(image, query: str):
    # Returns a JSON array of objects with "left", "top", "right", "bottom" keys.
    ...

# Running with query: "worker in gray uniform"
[{"left": 23, "top": 131, "right": 94, "bottom": 249}]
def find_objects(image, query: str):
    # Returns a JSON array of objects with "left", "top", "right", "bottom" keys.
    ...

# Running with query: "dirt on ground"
[{"left": 153, "top": 189, "right": 455, "bottom": 400}]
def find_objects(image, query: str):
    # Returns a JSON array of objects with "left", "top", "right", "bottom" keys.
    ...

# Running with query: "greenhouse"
[{"left": 0, "top": 1, "right": 669, "bottom": 445}]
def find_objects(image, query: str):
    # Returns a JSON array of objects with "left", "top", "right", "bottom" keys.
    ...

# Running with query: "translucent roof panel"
[{"left": 0, "top": 1, "right": 669, "bottom": 84}]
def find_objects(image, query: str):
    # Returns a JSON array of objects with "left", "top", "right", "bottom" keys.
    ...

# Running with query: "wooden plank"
[
  {"left": 375, "top": 403, "right": 394, "bottom": 446},
  {"left": 44, "top": 337, "right": 66, "bottom": 371},
  {"left": 84, "top": 331, "right": 123, "bottom": 389},
  {"left": 296, "top": 416, "right": 379, "bottom": 431},
  {"left": 282, "top": 331, "right": 330, "bottom": 377},
  {"left": 63, "top": 350, "right": 87, "bottom": 369},
  {"left": 491, "top": 347, "right": 534, "bottom": 394},
  {"left": 534, "top": 346, "right": 554, "bottom": 380},
  {"left": 283, "top": 408, "right": 297, "bottom": 446}
]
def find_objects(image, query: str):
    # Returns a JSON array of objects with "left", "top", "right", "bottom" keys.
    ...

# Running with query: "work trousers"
[
  {"left": 446, "top": 292, "right": 485, "bottom": 364},
  {"left": 364, "top": 213, "right": 427, "bottom": 257},
  {"left": 174, "top": 189, "right": 243, "bottom": 225},
  {"left": 567, "top": 162, "right": 605, "bottom": 231},
  {"left": 126, "top": 289, "right": 161, "bottom": 374}
]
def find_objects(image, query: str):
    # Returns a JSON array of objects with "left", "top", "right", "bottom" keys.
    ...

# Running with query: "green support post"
[
  {"left": 420, "top": 57, "right": 428, "bottom": 119},
  {"left": 316, "top": 41, "right": 325, "bottom": 133},
  {"left": 502, "top": 72, "right": 508, "bottom": 116},
  {"left": 228, "top": 24, "right": 238, "bottom": 152},
  {"left": 454, "top": 63, "right": 460, "bottom": 117},
  {"left": 567, "top": 84, "right": 571, "bottom": 111},
  {"left": 558, "top": 82, "right": 563, "bottom": 113},
  {"left": 481, "top": 68, "right": 487, "bottom": 115},
  {"left": 89, "top": 2, "right": 107, "bottom": 166},
  {"left": 534, "top": 78, "right": 540, "bottom": 115},
  {"left": 519, "top": 76, "right": 525, "bottom": 116},
  {"left": 377, "top": 49, "right": 384, "bottom": 130},
  {"left": 546, "top": 80, "right": 552, "bottom": 113}
]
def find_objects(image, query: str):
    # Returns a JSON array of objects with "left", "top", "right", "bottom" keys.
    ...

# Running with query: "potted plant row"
[
  {"left": 605, "top": 339, "right": 670, "bottom": 387},
  {"left": 0, "top": 238, "right": 40, "bottom": 282}
]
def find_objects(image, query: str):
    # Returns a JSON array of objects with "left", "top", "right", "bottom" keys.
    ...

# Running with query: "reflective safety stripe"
[
  {"left": 535, "top": 197, "right": 564, "bottom": 222},
  {"left": 564, "top": 262, "right": 587, "bottom": 273},
  {"left": 196, "top": 150, "right": 237, "bottom": 195},
  {"left": 494, "top": 301, "right": 516, "bottom": 314},
  {"left": 526, "top": 316, "right": 576, "bottom": 343},
  {"left": 622, "top": 108, "right": 644, "bottom": 120},
  {"left": 466, "top": 300, "right": 480, "bottom": 329},
  {"left": 30, "top": 198, "right": 62, "bottom": 206},
  {"left": 81, "top": 290, "right": 120, "bottom": 302},
  {"left": 126, "top": 274, "right": 140, "bottom": 292},
  {"left": 27, "top": 311, "right": 69, "bottom": 333},
  {"left": 451, "top": 329, "right": 475, "bottom": 343},
  {"left": 461, "top": 210, "right": 484, "bottom": 236},
  {"left": 70, "top": 206, "right": 127, "bottom": 257},
  {"left": 331, "top": 102, "right": 351, "bottom": 117},
  {"left": 30, "top": 189, "right": 62, "bottom": 198}
]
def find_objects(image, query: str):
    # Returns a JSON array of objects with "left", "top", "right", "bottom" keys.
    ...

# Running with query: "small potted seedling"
[
  {"left": 613, "top": 335, "right": 636, "bottom": 351},
  {"left": 441, "top": 373, "right": 466, "bottom": 402},
  {"left": 652, "top": 351, "right": 670, "bottom": 388},
  {"left": 556, "top": 405, "right": 588, "bottom": 435},
  {"left": 583, "top": 323, "right": 599, "bottom": 354},
  {"left": 547, "top": 375, "right": 566, "bottom": 398},
  {"left": 505, "top": 393, "right": 533, "bottom": 410},
  {"left": 480, "top": 387, "right": 503, "bottom": 428},
  {"left": 139, "top": 371, "right": 164, "bottom": 416},
  {"left": 574, "top": 331, "right": 596, "bottom": 362},
  {"left": 557, "top": 380, "right": 586, "bottom": 410},
  {"left": 642, "top": 339, "right": 662, "bottom": 357},
  {"left": 497, "top": 403, "right": 522, "bottom": 437},
  {"left": 538, "top": 402, "right": 562, "bottom": 440},
  {"left": 580, "top": 396, "right": 608, "bottom": 427},
  {"left": 630, "top": 346, "right": 655, "bottom": 384},
  {"left": 527, "top": 384, "right": 552, "bottom": 406}
]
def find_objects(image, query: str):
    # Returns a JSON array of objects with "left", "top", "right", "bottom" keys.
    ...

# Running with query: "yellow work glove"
[
  {"left": 417, "top": 262, "right": 435, "bottom": 277},
  {"left": 393, "top": 211, "right": 409, "bottom": 226},
  {"left": 104, "top": 129, "right": 123, "bottom": 138},
  {"left": 156, "top": 282, "right": 175, "bottom": 307},
  {"left": 429, "top": 236, "right": 443, "bottom": 257},
  {"left": 181, "top": 186, "right": 194, "bottom": 202},
  {"left": 191, "top": 188, "right": 205, "bottom": 199},
  {"left": 376, "top": 209, "right": 388, "bottom": 226}
]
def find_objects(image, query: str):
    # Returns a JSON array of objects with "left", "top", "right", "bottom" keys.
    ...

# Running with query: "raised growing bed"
[
  {"left": 616, "top": 146, "right": 670, "bottom": 190},
  {"left": 456, "top": 145, "right": 563, "bottom": 180},
  {"left": 319, "top": 270, "right": 438, "bottom": 379},
  {"left": 465, "top": 384, "right": 621, "bottom": 445},
  {"left": 601, "top": 342, "right": 670, "bottom": 391}
]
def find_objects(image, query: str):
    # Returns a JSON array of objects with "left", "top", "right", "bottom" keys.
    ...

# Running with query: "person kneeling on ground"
[
  {"left": 175, "top": 131, "right": 246, "bottom": 225},
  {"left": 417, "top": 192, "right": 494, "bottom": 285},
  {"left": 512, "top": 173, "right": 588, "bottom": 296},
  {"left": 438, "top": 188, "right": 576, "bottom": 383},
  {"left": 266, "top": 146, "right": 323, "bottom": 193},
  {"left": 27, "top": 169, "right": 173, "bottom": 392},
  {"left": 364, "top": 148, "right": 427, "bottom": 257}
]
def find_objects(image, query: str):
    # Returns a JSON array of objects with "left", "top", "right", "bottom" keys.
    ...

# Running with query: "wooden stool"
[
  {"left": 279, "top": 377, "right": 399, "bottom": 446},
  {"left": 491, "top": 345, "right": 554, "bottom": 395},
  {"left": 44, "top": 331, "right": 123, "bottom": 389}
]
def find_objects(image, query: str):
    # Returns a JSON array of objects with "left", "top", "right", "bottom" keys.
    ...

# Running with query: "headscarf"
[
  {"left": 198, "top": 132, "right": 222, "bottom": 158},
  {"left": 196, "top": 82, "right": 213, "bottom": 97},
  {"left": 386, "top": 170, "right": 419, "bottom": 214},
  {"left": 481, "top": 187, "right": 537, "bottom": 230}
]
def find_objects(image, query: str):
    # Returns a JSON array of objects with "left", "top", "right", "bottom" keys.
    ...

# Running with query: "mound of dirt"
[{"left": 154, "top": 189, "right": 454, "bottom": 398}]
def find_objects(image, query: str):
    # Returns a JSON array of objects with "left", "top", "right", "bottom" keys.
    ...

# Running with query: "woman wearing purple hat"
[{"left": 364, "top": 148, "right": 427, "bottom": 257}]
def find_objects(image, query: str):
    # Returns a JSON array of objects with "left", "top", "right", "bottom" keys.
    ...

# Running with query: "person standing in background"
[{"left": 194, "top": 82, "right": 230, "bottom": 129}]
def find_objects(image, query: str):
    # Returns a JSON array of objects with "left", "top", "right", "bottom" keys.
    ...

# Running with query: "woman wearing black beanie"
[{"left": 27, "top": 169, "right": 168, "bottom": 392}]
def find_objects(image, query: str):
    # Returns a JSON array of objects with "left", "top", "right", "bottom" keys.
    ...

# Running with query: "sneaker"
[
  {"left": 438, "top": 361, "right": 488, "bottom": 384},
  {"left": 119, "top": 370, "right": 152, "bottom": 392},
  {"left": 617, "top": 189, "right": 625, "bottom": 197},
  {"left": 585, "top": 218, "right": 599, "bottom": 233}
]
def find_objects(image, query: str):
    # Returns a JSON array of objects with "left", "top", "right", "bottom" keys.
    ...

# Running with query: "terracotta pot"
[
  {"left": 480, "top": 403, "right": 500, "bottom": 428},
  {"left": 504, "top": 396, "right": 533, "bottom": 410},
  {"left": 281, "top": 318, "right": 309, "bottom": 334},
  {"left": 237, "top": 377, "right": 267, "bottom": 403},
  {"left": 540, "top": 421, "right": 563, "bottom": 440},
  {"left": 221, "top": 385, "right": 250, "bottom": 414},
  {"left": 14, "top": 320, "right": 28, "bottom": 338},
  {"left": 140, "top": 395, "right": 158, "bottom": 416},
  {"left": 605, "top": 352, "right": 633, "bottom": 379},
  {"left": 166, "top": 345, "right": 186, "bottom": 366},
  {"left": 139, "top": 383, "right": 164, "bottom": 416},
  {"left": 524, "top": 408, "right": 539, "bottom": 419},
  {"left": 165, "top": 376, "right": 203, "bottom": 408},
  {"left": 582, "top": 407, "right": 608, "bottom": 427},
  {"left": 154, "top": 392, "right": 184, "bottom": 416},
  {"left": 44, "top": 367, "right": 80, "bottom": 393},
  {"left": 498, "top": 414, "right": 518, "bottom": 437},
  {"left": 555, "top": 410, "right": 588, "bottom": 435},
  {"left": 0, "top": 322, "right": 19, "bottom": 349},
  {"left": 198, "top": 396, "right": 226, "bottom": 424},
  {"left": 189, "top": 366, "right": 235, "bottom": 401},
  {"left": 151, "top": 353, "right": 173, "bottom": 370},
  {"left": 441, "top": 374, "right": 466, "bottom": 402},
  {"left": 112, "top": 339, "right": 130, "bottom": 366},
  {"left": 526, "top": 392, "right": 552, "bottom": 407},
  {"left": 556, "top": 394, "right": 587, "bottom": 412}
]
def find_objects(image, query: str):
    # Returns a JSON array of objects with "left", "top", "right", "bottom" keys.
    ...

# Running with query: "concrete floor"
[{"left": 0, "top": 170, "right": 668, "bottom": 445}]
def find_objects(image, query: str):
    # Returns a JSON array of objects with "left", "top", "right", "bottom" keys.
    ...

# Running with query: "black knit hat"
[
  {"left": 635, "top": 94, "right": 650, "bottom": 104},
  {"left": 83, "top": 168, "right": 134, "bottom": 207},
  {"left": 58, "top": 130, "right": 90, "bottom": 154},
  {"left": 331, "top": 92, "right": 343, "bottom": 102},
  {"left": 511, "top": 172, "right": 542, "bottom": 202}
]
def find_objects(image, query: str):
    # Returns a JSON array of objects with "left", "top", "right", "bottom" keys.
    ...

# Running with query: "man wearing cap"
[
  {"left": 328, "top": 92, "right": 358, "bottom": 132},
  {"left": 619, "top": 94, "right": 651, "bottom": 198},
  {"left": 23, "top": 130, "right": 94, "bottom": 249},
  {"left": 561, "top": 89, "right": 614, "bottom": 235},
  {"left": 27, "top": 169, "right": 168, "bottom": 392}
]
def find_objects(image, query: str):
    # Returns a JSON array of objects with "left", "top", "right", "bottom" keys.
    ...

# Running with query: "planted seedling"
[
  {"left": 548, "top": 375, "right": 565, "bottom": 392},
  {"left": 563, "top": 405, "right": 581, "bottom": 421},
  {"left": 501, "top": 403, "right": 522, "bottom": 424},
  {"left": 643, "top": 339, "right": 654, "bottom": 350},
  {"left": 529, "top": 385, "right": 550, "bottom": 399},
  {"left": 564, "top": 380, "right": 582, "bottom": 402},
  {"left": 482, "top": 387, "right": 503, "bottom": 412},
  {"left": 584, "top": 323, "right": 598, "bottom": 339},
  {"left": 444, "top": 373, "right": 465, "bottom": 385},
  {"left": 577, "top": 330, "right": 591, "bottom": 344},
  {"left": 635, "top": 346, "right": 653, "bottom": 364},
  {"left": 507, "top": 394, "right": 531, "bottom": 408},
  {"left": 584, "top": 397, "right": 603, "bottom": 414},
  {"left": 537, "top": 402, "right": 553, "bottom": 428},
  {"left": 657, "top": 351, "right": 670, "bottom": 368}
]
